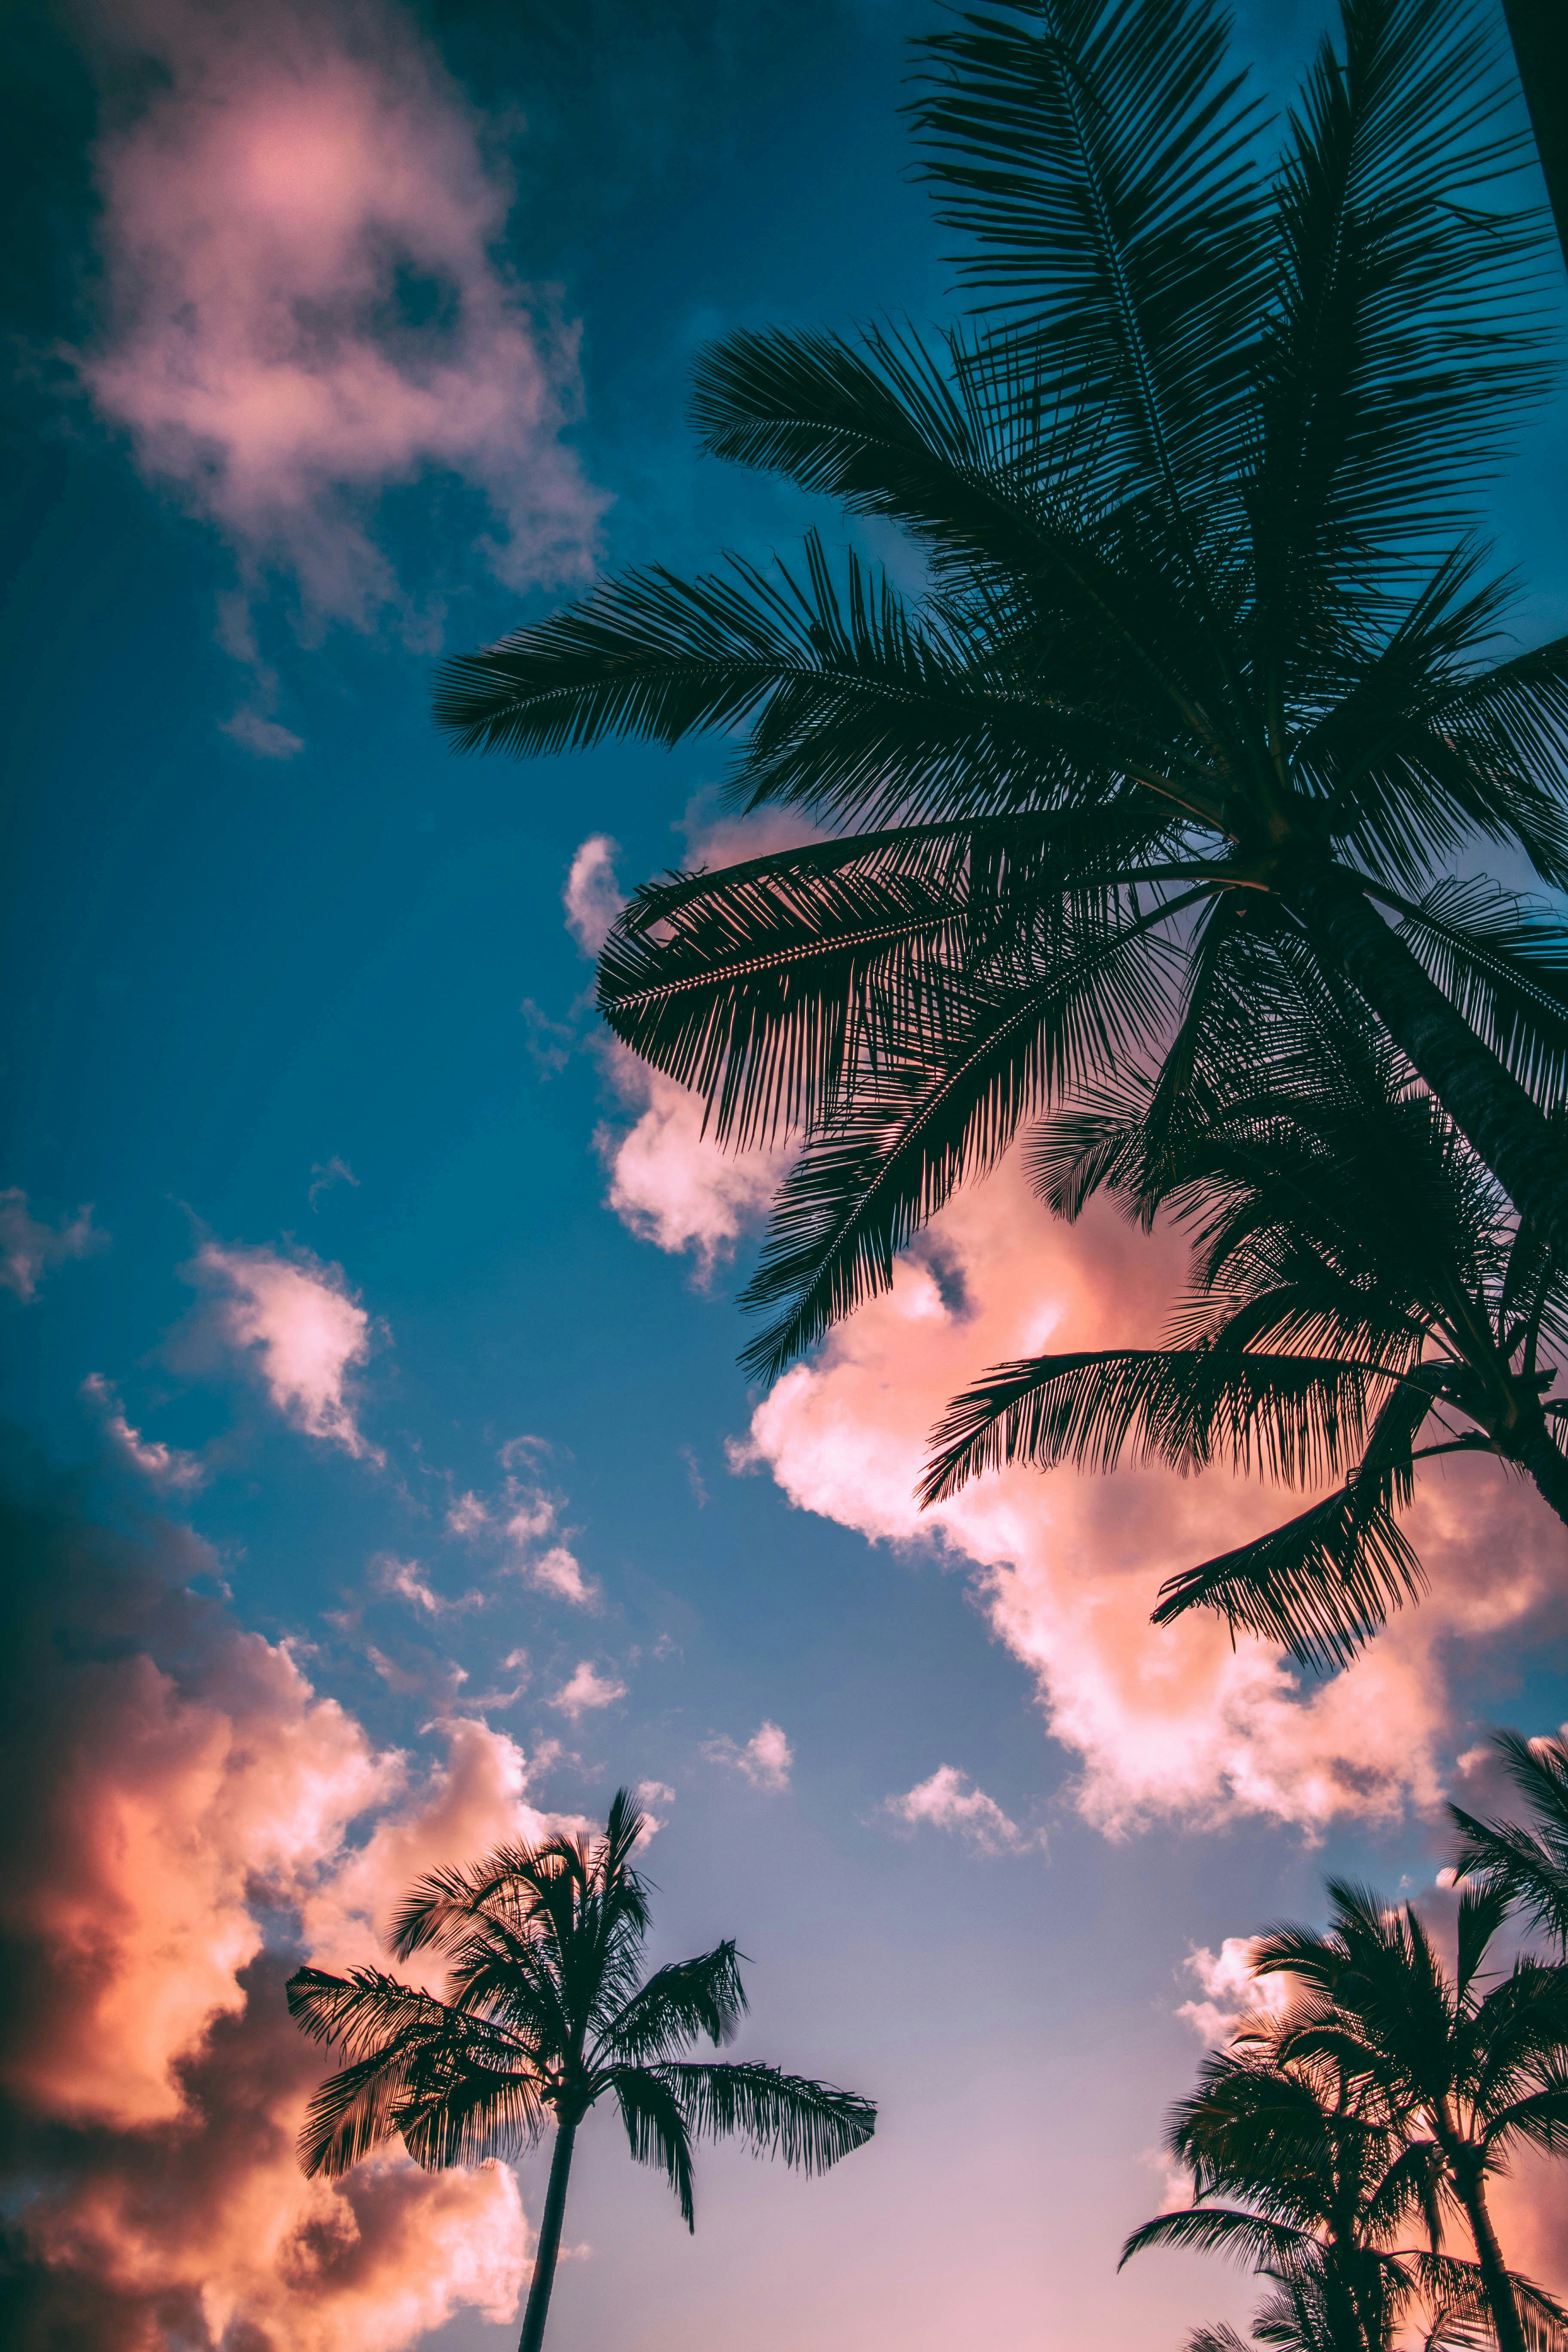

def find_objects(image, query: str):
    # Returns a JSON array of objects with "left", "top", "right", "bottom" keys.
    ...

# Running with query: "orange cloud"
[
  {"left": 735, "top": 1154, "right": 1568, "bottom": 1836},
  {"left": 0, "top": 1470, "right": 581, "bottom": 2347}
]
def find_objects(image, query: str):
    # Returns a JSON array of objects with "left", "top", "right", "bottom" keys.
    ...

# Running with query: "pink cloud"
[
  {"left": 883, "top": 1764, "right": 1041, "bottom": 1856},
  {"left": 78, "top": 0, "right": 606, "bottom": 746},
  {"left": 548, "top": 1660, "right": 627, "bottom": 1719},
  {"left": 444, "top": 1460, "right": 598, "bottom": 1607},
  {"left": 0, "top": 1481, "right": 592, "bottom": 2346},
  {"left": 81, "top": 1372, "right": 207, "bottom": 1491},
  {"left": 704, "top": 1719, "right": 793, "bottom": 1792},
  {"left": 0, "top": 1187, "right": 107, "bottom": 1301},
  {"left": 564, "top": 833, "right": 625, "bottom": 957},
  {"left": 188, "top": 1237, "right": 383, "bottom": 1461},
  {"left": 734, "top": 1154, "right": 1568, "bottom": 1837},
  {"left": 1176, "top": 1938, "right": 1293, "bottom": 2045},
  {"left": 597, "top": 1044, "right": 790, "bottom": 1280}
]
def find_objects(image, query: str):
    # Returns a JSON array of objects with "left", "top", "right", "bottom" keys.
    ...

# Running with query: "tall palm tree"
[
  {"left": 437, "top": 0, "right": 1568, "bottom": 1383},
  {"left": 1253, "top": 1880, "right": 1568, "bottom": 2352},
  {"left": 1121, "top": 2027, "right": 1496, "bottom": 2352},
  {"left": 920, "top": 1019, "right": 1568, "bottom": 1669},
  {"left": 285, "top": 1792, "right": 875, "bottom": 2352},
  {"left": 1453, "top": 1730, "right": 1568, "bottom": 1954}
]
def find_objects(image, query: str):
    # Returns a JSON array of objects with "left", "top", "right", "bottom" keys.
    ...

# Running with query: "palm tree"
[
  {"left": 436, "top": 0, "right": 1568, "bottom": 1385},
  {"left": 1453, "top": 1730, "right": 1568, "bottom": 1953},
  {"left": 285, "top": 1791, "right": 875, "bottom": 2352},
  {"left": 920, "top": 1018, "right": 1568, "bottom": 1669},
  {"left": 1253, "top": 1879, "right": 1568, "bottom": 2352},
  {"left": 1123, "top": 2027, "right": 1475, "bottom": 2352}
]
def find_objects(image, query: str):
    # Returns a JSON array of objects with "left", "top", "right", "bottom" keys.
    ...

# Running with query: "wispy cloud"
[
  {"left": 548, "top": 1660, "right": 627, "bottom": 1719},
  {"left": 78, "top": 0, "right": 606, "bottom": 748},
  {"left": 308, "top": 1155, "right": 359, "bottom": 1209},
  {"left": 187, "top": 1238, "right": 383, "bottom": 1461},
  {"left": 81, "top": 1374, "right": 206, "bottom": 1492},
  {"left": 563, "top": 834, "right": 624, "bottom": 957},
  {"left": 704, "top": 1720, "right": 792, "bottom": 1792},
  {"left": 883, "top": 1764, "right": 1042, "bottom": 1856},
  {"left": 0, "top": 1189, "right": 107, "bottom": 1302}
]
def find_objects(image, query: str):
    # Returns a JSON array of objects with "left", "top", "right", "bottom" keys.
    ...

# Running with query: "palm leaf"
[{"left": 655, "top": 2061, "right": 877, "bottom": 2174}]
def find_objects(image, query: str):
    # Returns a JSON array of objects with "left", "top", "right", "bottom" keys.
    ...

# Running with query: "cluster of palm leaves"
[
  {"left": 437, "top": 0, "right": 1568, "bottom": 1671},
  {"left": 286, "top": 1792, "right": 874, "bottom": 2352},
  {"left": 1127, "top": 1732, "right": 1568, "bottom": 2352}
]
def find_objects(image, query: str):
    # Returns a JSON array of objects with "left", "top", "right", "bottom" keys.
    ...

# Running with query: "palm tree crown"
[
  {"left": 285, "top": 1791, "right": 875, "bottom": 2352},
  {"left": 921, "top": 1015, "right": 1568, "bottom": 1669},
  {"left": 436, "top": 0, "right": 1568, "bottom": 1388},
  {"left": 1453, "top": 1729, "right": 1568, "bottom": 1955},
  {"left": 1253, "top": 1879, "right": 1568, "bottom": 2352}
]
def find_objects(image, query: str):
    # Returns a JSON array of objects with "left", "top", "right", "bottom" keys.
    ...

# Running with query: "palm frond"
[
  {"left": 600, "top": 1943, "right": 748, "bottom": 2064},
  {"left": 610, "top": 2066, "right": 698, "bottom": 2230},
  {"left": 655, "top": 2061, "right": 877, "bottom": 2174}
]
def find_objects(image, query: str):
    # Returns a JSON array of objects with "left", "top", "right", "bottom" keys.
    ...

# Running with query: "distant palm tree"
[
  {"left": 285, "top": 1791, "right": 875, "bottom": 2352},
  {"left": 1121, "top": 2028, "right": 1497, "bottom": 2352},
  {"left": 921, "top": 1021, "right": 1568, "bottom": 1670},
  {"left": 1254, "top": 1880, "right": 1568, "bottom": 2352},
  {"left": 437, "top": 0, "right": 1568, "bottom": 1383},
  {"left": 1453, "top": 1729, "right": 1568, "bottom": 1953}
]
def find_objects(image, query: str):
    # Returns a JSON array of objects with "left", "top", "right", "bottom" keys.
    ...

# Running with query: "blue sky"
[{"left": 4, "top": 3, "right": 1568, "bottom": 2348}]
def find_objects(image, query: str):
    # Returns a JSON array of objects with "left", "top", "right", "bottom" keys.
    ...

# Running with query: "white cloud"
[
  {"left": 597, "top": 1045, "right": 788, "bottom": 1283},
  {"left": 548, "top": 1661, "right": 627, "bottom": 1719},
  {"left": 563, "top": 835, "right": 624, "bottom": 957},
  {"left": 81, "top": 1374, "right": 206, "bottom": 1492},
  {"left": 445, "top": 1466, "right": 597, "bottom": 1607},
  {"left": 1177, "top": 1938, "right": 1293, "bottom": 2045},
  {"left": 883, "top": 1764, "right": 1041, "bottom": 1856},
  {"left": 188, "top": 1239, "right": 383, "bottom": 1461},
  {"left": 704, "top": 1720, "right": 793, "bottom": 1792},
  {"left": 371, "top": 1553, "right": 482, "bottom": 1616},
  {"left": 0, "top": 1190, "right": 107, "bottom": 1302},
  {"left": 528, "top": 1545, "right": 594, "bottom": 1607}
]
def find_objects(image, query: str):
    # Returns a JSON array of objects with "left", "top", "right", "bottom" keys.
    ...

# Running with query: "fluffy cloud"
[
  {"left": 0, "top": 1461, "right": 564, "bottom": 2349},
  {"left": 444, "top": 1457, "right": 597, "bottom": 1608},
  {"left": 704, "top": 1720, "right": 793, "bottom": 1792},
  {"left": 188, "top": 1238, "right": 383, "bottom": 1461},
  {"left": 734, "top": 1154, "right": 1568, "bottom": 1838},
  {"left": 548, "top": 1660, "right": 628, "bottom": 1719},
  {"left": 883, "top": 1764, "right": 1041, "bottom": 1856},
  {"left": 81, "top": 1372, "right": 206, "bottom": 1491},
  {"left": 79, "top": 0, "right": 605, "bottom": 747},
  {"left": 597, "top": 1045, "right": 789, "bottom": 1280},
  {"left": 564, "top": 834, "right": 625, "bottom": 957},
  {"left": 1176, "top": 1938, "right": 1294, "bottom": 2045},
  {"left": 0, "top": 1188, "right": 107, "bottom": 1302}
]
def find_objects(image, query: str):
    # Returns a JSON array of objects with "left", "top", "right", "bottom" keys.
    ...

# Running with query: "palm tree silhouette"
[
  {"left": 1253, "top": 1880, "right": 1568, "bottom": 2352},
  {"left": 1453, "top": 1730, "right": 1568, "bottom": 1953},
  {"left": 285, "top": 1791, "right": 875, "bottom": 2352},
  {"left": 920, "top": 1019, "right": 1568, "bottom": 1669},
  {"left": 1122, "top": 2029, "right": 1505, "bottom": 2352},
  {"left": 437, "top": 0, "right": 1568, "bottom": 1381}
]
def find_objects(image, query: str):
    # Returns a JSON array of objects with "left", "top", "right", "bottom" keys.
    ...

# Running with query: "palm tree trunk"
[
  {"left": 1454, "top": 2162, "right": 1528, "bottom": 2352},
  {"left": 1287, "top": 871, "right": 1568, "bottom": 1262},
  {"left": 518, "top": 2117, "right": 578, "bottom": 2352}
]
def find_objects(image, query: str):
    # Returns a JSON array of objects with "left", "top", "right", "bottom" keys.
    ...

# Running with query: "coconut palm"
[
  {"left": 1453, "top": 1730, "right": 1568, "bottom": 1953},
  {"left": 920, "top": 1017, "right": 1568, "bottom": 1669},
  {"left": 1122, "top": 2028, "right": 1489, "bottom": 2352},
  {"left": 1124, "top": 1964, "right": 1568, "bottom": 2352},
  {"left": 1253, "top": 1880, "right": 1568, "bottom": 2352},
  {"left": 437, "top": 0, "right": 1568, "bottom": 1384},
  {"left": 285, "top": 1791, "right": 875, "bottom": 2352}
]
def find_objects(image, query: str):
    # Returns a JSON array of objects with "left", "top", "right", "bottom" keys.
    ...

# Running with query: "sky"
[{"left": 3, "top": 3, "right": 1568, "bottom": 2349}]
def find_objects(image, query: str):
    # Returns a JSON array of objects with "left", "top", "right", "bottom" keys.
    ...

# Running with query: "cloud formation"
[
  {"left": 81, "top": 1372, "right": 206, "bottom": 1491},
  {"left": 445, "top": 1456, "right": 597, "bottom": 1608},
  {"left": 564, "top": 834, "right": 625, "bottom": 958},
  {"left": 0, "top": 1458, "right": 559, "bottom": 2349},
  {"left": 188, "top": 1238, "right": 383, "bottom": 1461},
  {"left": 0, "top": 1188, "right": 106, "bottom": 1302},
  {"left": 597, "top": 1045, "right": 789, "bottom": 1280},
  {"left": 548, "top": 1660, "right": 628, "bottom": 1719},
  {"left": 734, "top": 1154, "right": 1568, "bottom": 1838},
  {"left": 1176, "top": 1938, "right": 1293, "bottom": 2045},
  {"left": 80, "top": 0, "right": 605, "bottom": 746},
  {"left": 704, "top": 1720, "right": 793, "bottom": 1792},
  {"left": 884, "top": 1764, "right": 1041, "bottom": 1856}
]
